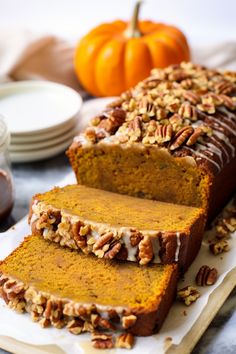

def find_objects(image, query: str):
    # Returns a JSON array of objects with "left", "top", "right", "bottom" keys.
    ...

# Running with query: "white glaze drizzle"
[
  {"left": 208, "top": 116, "right": 236, "bottom": 136},
  {"left": 185, "top": 146, "right": 221, "bottom": 172},
  {"left": 175, "top": 232, "right": 181, "bottom": 262},
  {"left": 218, "top": 106, "right": 236, "bottom": 121},
  {"left": 213, "top": 130, "right": 235, "bottom": 157}
]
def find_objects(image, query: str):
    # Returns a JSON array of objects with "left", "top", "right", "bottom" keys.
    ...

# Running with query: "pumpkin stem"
[{"left": 124, "top": 0, "right": 143, "bottom": 38}]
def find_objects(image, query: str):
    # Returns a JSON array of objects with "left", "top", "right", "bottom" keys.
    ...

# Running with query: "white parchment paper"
[{"left": 0, "top": 172, "right": 235, "bottom": 354}]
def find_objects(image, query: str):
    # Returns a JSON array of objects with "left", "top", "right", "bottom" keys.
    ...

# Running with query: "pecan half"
[
  {"left": 186, "top": 127, "right": 203, "bottom": 146},
  {"left": 155, "top": 124, "right": 173, "bottom": 144},
  {"left": 116, "top": 333, "right": 135, "bottom": 349},
  {"left": 178, "top": 286, "right": 200, "bottom": 306},
  {"left": 183, "top": 91, "right": 200, "bottom": 105},
  {"left": 178, "top": 103, "right": 197, "bottom": 120},
  {"left": 128, "top": 116, "right": 142, "bottom": 142},
  {"left": 138, "top": 235, "right": 153, "bottom": 265},
  {"left": 93, "top": 232, "right": 113, "bottom": 251},
  {"left": 195, "top": 265, "right": 218, "bottom": 286},
  {"left": 104, "top": 242, "right": 122, "bottom": 259},
  {"left": 169, "top": 126, "right": 194, "bottom": 151},
  {"left": 91, "top": 333, "right": 114, "bottom": 349},
  {"left": 209, "top": 239, "right": 230, "bottom": 255}
]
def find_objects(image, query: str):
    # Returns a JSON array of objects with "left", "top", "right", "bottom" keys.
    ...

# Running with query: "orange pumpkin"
[{"left": 74, "top": 1, "right": 190, "bottom": 97}]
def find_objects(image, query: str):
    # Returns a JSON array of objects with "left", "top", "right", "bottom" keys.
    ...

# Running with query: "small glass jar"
[{"left": 0, "top": 116, "right": 14, "bottom": 222}]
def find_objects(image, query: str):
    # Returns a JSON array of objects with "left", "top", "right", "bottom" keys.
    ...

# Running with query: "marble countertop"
[{"left": 0, "top": 153, "right": 236, "bottom": 354}]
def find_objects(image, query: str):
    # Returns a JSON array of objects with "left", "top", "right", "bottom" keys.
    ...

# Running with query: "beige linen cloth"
[{"left": 0, "top": 29, "right": 235, "bottom": 96}]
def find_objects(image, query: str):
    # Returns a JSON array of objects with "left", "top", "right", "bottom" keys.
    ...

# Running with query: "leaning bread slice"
[
  {"left": 29, "top": 184, "right": 206, "bottom": 271},
  {"left": 0, "top": 234, "right": 177, "bottom": 336}
]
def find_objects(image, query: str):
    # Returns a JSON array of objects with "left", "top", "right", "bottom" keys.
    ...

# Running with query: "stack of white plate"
[{"left": 0, "top": 81, "right": 82, "bottom": 162}]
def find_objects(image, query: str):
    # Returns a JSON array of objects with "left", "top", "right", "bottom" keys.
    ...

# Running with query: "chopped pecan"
[
  {"left": 122, "top": 315, "right": 137, "bottom": 329},
  {"left": 195, "top": 265, "right": 218, "bottom": 286},
  {"left": 197, "top": 103, "right": 215, "bottom": 114},
  {"left": 91, "top": 333, "right": 114, "bottom": 349},
  {"left": 97, "top": 316, "right": 116, "bottom": 331},
  {"left": 138, "top": 235, "right": 153, "bottom": 265},
  {"left": 178, "top": 286, "right": 200, "bottom": 306},
  {"left": 84, "top": 127, "right": 97, "bottom": 143},
  {"left": 169, "top": 114, "right": 184, "bottom": 132},
  {"left": 155, "top": 124, "right": 173, "bottom": 144},
  {"left": 67, "top": 319, "right": 84, "bottom": 334},
  {"left": 116, "top": 333, "right": 135, "bottom": 349},
  {"left": 169, "top": 126, "right": 194, "bottom": 151},
  {"left": 130, "top": 231, "right": 143, "bottom": 247},
  {"left": 209, "top": 239, "right": 230, "bottom": 255}
]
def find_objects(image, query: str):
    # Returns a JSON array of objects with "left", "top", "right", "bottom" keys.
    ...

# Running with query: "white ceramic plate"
[
  {"left": 9, "top": 125, "right": 79, "bottom": 152},
  {"left": 0, "top": 81, "right": 82, "bottom": 135},
  {"left": 10, "top": 136, "right": 73, "bottom": 163},
  {"left": 10, "top": 119, "right": 78, "bottom": 143}
]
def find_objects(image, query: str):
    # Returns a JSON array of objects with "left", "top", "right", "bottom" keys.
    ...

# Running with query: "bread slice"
[
  {"left": 29, "top": 184, "right": 205, "bottom": 272},
  {"left": 67, "top": 62, "right": 236, "bottom": 221},
  {"left": 0, "top": 234, "right": 177, "bottom": 336}
]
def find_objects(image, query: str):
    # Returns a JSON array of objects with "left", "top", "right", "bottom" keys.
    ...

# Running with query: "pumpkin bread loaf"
[
  {"left": 67, "top": 62, "right": 236, "bottom": 220},
  {"left": 29, "top": 184, "right": 205, "bottom": 271},
  {"left": 0, "top": 234, "right": 178, "bottom": 336}
]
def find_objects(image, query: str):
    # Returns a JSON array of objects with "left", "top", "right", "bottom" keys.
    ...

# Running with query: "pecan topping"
[
  {"left": 139, "top": 97, "right": 156, "bottom": 116},
  {"left": 220, "top": 95, "right": 236, "bottom": 110},
  {"left": 186, "top": 127, "right": 203, "bottom": 146},
  {"left": 116, "top": 333, "right": 135, "bottom": 349},
  {"left": 178, "top": 286, "right": 200, "bottom": 306},
  {"left": 155, "top": 124, "right": 173, "bottom": 144},
  {"left": 197, "top": 103, "right": 215, "bottom": 114},
  {"left": 67, "top": 319, "right": 84, "bottom": 334},
  {"left": 183, "top": 91, "right": 200, "bottom": 105},
  {"left": 214, "top": 80, "right": 234, "bottom": 95},
  {"left": 195, "top": 265, "right": 218, "bottom": 286},
  {"left": 138, "top": 235, "right": 153, "bottom": 265},
  {"left": 178, "top": 103, "right": 197, "bottom": 120},
  {"left": 169, "top": 126, "right": 194, "bottom": 151},
  {"left": 84, "top": 127, "right": 97, "bottom": 143},
  {"left": 209, "top": 239, "right": 230, "bottom": 255},
  {"left": 128, "top": 116, "right": 142, "bottom": 141},
  {"left": 93, "top": 232, "right": 113, "bottom": 251},
  {"left": 104, "top": 242, "right": 122, "bottom": 259},
  {"left": 91, "top": 333, "right": 114, "bottom": 349},
  {"left": 130, "top": 231, "right": 143, "bottom": 247},
  {"left": 122, "top": 314, "right": 137, "bottom": 329}
]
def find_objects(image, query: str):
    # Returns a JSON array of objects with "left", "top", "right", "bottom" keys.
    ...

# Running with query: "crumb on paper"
[{"left": 183, "top": 310, "right": 187, "bottom": 316}]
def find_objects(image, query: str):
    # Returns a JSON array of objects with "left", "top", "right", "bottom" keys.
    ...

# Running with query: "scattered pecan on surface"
[
  {"left": 178, "top": 286, "right": 200, "bottom": 306},
  {"left": 195, "top": 265, "right": 218, "bottom": 286}
]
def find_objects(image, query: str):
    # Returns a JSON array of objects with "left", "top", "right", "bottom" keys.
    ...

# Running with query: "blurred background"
[{"left": 0, "top": 0, "right": 235, "bottom": 46}]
